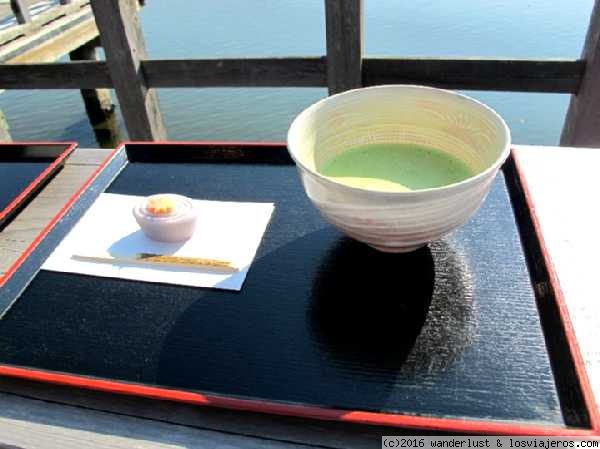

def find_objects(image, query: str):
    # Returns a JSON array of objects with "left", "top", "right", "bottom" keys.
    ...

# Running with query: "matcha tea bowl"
[{"left": 287, "top": 84, "right": 511, "bottom": 253}]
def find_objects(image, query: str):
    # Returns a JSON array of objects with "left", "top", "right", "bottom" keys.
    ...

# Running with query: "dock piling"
[
  {"left": 69, "top": 39, "right": 122, "bottom": 148},
  {"left": 69, "top": 41, "right": 115, "bottom": 126},
  {"left": 0, "top": 110, "right": 12, "bottom": 142}
]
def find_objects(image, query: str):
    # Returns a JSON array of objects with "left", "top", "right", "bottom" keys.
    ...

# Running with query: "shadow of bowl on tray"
[
  {"left": 308, "top": 238, "right": 476, "bottom": 379},
  {"left": 154, "top": 227, "right": 475, "bottom": 410},
  {"left": 308, "top": 239, "right": 434, "bottom": 373}
]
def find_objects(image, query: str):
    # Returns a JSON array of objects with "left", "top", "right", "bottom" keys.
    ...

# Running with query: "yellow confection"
[{"left": 146, "top": 196, "right": 176, "bottom": 215}]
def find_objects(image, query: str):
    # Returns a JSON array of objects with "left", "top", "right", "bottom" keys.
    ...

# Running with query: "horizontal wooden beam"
[
  {"left": 0, "top": 57, "right": 585, "bottom": 93},
  {"left": 142, "top": 58, "right": 327, "bottom": 87},
  {"left": 0, "top": 61, "right": 111, "bottom": 88},
  {"left": 363, "top": 58, "right": 585, "bottom": 93}
]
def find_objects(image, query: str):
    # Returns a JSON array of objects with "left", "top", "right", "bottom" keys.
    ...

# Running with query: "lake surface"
[{"left": 0, "top": 0, "right": 594, "bottom": 147}]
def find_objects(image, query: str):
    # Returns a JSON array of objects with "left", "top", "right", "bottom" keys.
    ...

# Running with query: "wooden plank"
[
  {"left": 0, "top": 57, "right": 324, "bottom": 89},
  {"left": 0, "top": 164, "right": 98, "bottom": 274},
  {"left": 561, "top": 0, "right": 600, "bottom": 146},
  {"left": 0, "top": 57, "right": 583, "bottom": 92},
  {"left": 60, "top": 147, "right": 111, "bottom": 165},
  {"left": 0, "top": 377, "right": 392, "bottom": 449},
  {"left": 325, "top": 0, "right": 363, "bottom": 94},
  {"left": 142, "top": 57, "right": 326, "bottom": 87},
  {"left": 0, "top": 149, "right": 107, "bottom": 276},
  {"left": 0, "top": 148, "right": 108, "bottom": 275},
  {"left": 363, "top": 58, "right": 584, "bottom": 93},
  {"left": 0, "top": 5, "right": 96, "bottom": 63},
  {"left": 0, "top": 61, "right": 111, "bottom": 89},
  {"left": 91, "top": 0, "right": 166, "bottom": 141},
  {"left": 0, "top": 392, "right": 316, "bottom": 449},
  {"left": 8, "top": 15, "right": 98, "bottom": 63},
  {"left": 9, "top": 0, "right": 31, "bottom": 24}
]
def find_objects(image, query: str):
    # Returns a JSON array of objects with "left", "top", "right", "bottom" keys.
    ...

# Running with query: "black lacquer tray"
[
  {"left": 0, "top": 142, "right": 596, "bottom": 436},
  {"left": 0, "top": 142, "right": 76, "bottom": 229}
]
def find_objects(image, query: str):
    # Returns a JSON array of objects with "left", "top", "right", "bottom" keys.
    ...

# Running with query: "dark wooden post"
[
  {"left": 0, "top": 110, "right": 12, "bottom": 142},
  {"left": 69, "top": 41, "right": 115, "bottom": 126},
  {"left": 90, "top": 0, "right": 167, "bottom": 141},
  {"left": 325, "top": 0, "right": 363, "bottom": 95},
  {"left": 10, "top": 0, "right": 32, "bottom": 24},
  {"left": 91, "top": 113, "right": 124, "bottom": 149},
  {"left": 70, "top": 40, "right": 122, "bottom": 148},
  {"left": 561, "top": 0, "right": 600, "bottom": 147}
]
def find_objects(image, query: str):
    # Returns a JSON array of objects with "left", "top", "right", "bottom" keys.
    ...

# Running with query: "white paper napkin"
[{"left": 42, "top": 193, "right": 274, "bottom": 290}]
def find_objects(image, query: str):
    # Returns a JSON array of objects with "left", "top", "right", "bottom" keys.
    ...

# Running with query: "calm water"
[{"left": 1, "top": 0, "right": 593, "bottom": 147}]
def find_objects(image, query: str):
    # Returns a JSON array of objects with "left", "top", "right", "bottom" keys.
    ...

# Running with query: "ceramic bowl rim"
[{"left": 287, "top": 84, "right": 511, "bottom": 198}]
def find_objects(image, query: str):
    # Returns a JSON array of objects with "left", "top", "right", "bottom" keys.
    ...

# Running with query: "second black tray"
[{"left": 0, "top": 142, "right": 76, "bottom": 228}]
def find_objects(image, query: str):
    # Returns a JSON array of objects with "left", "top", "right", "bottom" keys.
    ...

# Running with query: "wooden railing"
[
  {"left": 1, "top": 0, "right": 599, "bottom": 146},
  {"left": 9, "top": 0, "right": 31, "bottom": 24},
  {"left": 5, "top": 0, "right": 90, "bottom": 43}
]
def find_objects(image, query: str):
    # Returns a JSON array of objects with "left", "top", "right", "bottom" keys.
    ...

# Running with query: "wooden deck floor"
[{"left": 0, "top": 0, "right": 97, "bottom": 64}]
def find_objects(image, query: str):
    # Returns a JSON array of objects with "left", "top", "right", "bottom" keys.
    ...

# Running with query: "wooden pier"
[
  {"left": 0, "top": 0, "right": 97, "bottom": 64},
  {"left": 0, "top": 0, "right": 142, "bottom": 143},
  {"left": 0, "top": 0, "right": 597, "bottom": 146},
  {"left": 0, "top": 0, "right": 598, "bottom": 145}
]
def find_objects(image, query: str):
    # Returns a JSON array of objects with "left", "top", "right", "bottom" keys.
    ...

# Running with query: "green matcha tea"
[{"left": 319, "top": 143, "right": 473, "bottom": 192}]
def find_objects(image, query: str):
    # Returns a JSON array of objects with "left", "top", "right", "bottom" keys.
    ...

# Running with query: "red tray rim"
[
  {"left": 0, "top": 141, "right": 77, "bottom": 224},
  {"left": 0, "top": 141, "right": 597, "bottom": 436}
]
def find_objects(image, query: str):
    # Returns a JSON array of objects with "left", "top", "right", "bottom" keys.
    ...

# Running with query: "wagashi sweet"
[{"left": 133, "top": 194, "right": 197, "bottom": 242}]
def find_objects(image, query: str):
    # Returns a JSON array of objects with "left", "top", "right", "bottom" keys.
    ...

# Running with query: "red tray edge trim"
[
  {"left": 0, "top": 142, "right": 597, "bottom": 436},
  {"left": 0, "top": 145, "right": 120, "bottom": 287},
  {"left": 121, "top": 140, "right": 287, "bottom": 147},
  {"left": 0, "top": 142, "right": 78, "bottom": 222},
  {"left": 512, "top": 149, "right": 600, "bottom": 432},
  {"left": 0, "top": 363, "right": 595, "bottom": 437}
]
